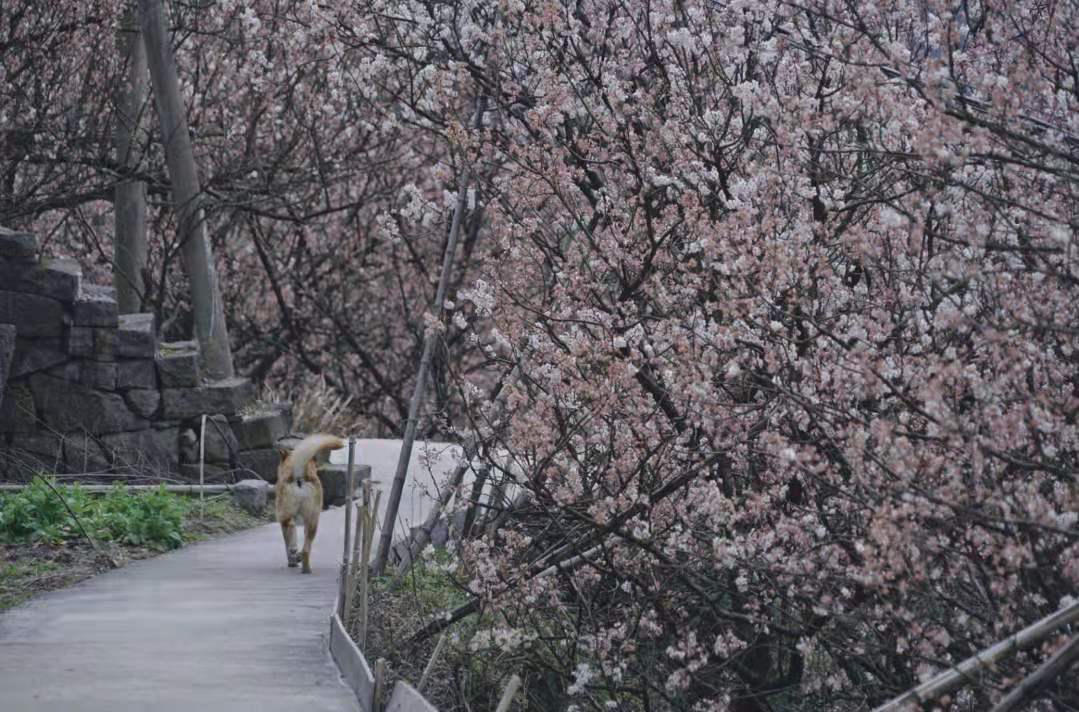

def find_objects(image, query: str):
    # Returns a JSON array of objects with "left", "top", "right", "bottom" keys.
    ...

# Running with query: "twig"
[
  {"left": 407, "top": 544, "right": 605, "bottom": 646},
  {"left": 460, "top": 464, "right": 489, "bottom": 539},
  {"left": 417, "top": 631, "right": 448, "bottom": 694}
]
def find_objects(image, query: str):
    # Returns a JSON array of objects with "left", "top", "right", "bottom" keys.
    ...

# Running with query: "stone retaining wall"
[{"left": 0, "top": 226, "right": 290, "bottom": 483}]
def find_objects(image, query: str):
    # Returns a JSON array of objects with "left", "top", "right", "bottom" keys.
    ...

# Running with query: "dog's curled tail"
[{"left": 289, "top": 433, "right": 347, "bottom": 480}]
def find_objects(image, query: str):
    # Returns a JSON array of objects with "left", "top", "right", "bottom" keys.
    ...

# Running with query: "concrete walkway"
[{"left": 0, "top": 506, "right": 359, "bottom": 712}]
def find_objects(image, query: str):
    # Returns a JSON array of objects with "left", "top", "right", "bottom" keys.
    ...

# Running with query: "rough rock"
[
  {"left": 179, "top": 463, "right": 232, "bottom": 483},
  {"left": 0, "top": 258, "right": 81, "bottom": 302},
  {"left": 63, "top": 433, "right": 111, "bottom": 473},
  {"left": 4, "top": 431, "right": 64, "bottom": 478},
  {"left": 160, "top": 377, "right": 254, "bottom": 420},
  {"left": 116, "top": 359, "right": 156, "bottom": 389},
  {"left": 8, "top": 432, "right": 61, "bottom": 459},
  {"left": 0, "top": 291, "right": 66, "bottom": 338},
  {"left": 30, "top": 374, "right": 148, "bottom": 435},
  {"left": 156, "top": 341, "right": 200, "bottom": 387},
  {"left": 316, "top": 463, "right": 371, "bottom": 508},
  {"left": 79, "top": 360, "right": 118, "bottom": 390},
  {"left": 201, "top": 414, "right": 239, "bottom": 464},
  {"left": 101, "top": 427, "right": 179, "bottom": 473},
  {"left": 123, "top": 389, "right": 161, "bottom": 419},
  {"left": 231, "top": 479, "right": 269, "bottom": 516},
  {"left": 73, "top": 285, "right": 119, "bottom": 327},
  {"left": 46, "top": 361, "right": 81, "bottom": 382},
  {"left": 231, "top": 405, "right": 292, "bottom": 451},
  {"left": 0, "top": 382, "right": 38, "bottom": 433},
  {"left": 179, "top": 427, "right": 198, "bottom": 463},
  {"left": 0, "top": 227, "right": 37, "bottom": 258},
  {"left": 96, "top": 313, "right": 156, "bottom": 359},
  {"left": 0, "top": 324, "right": 13, "bottom": 409},
  {"left": 10, "top": 338, "right": 67, "bottom": 378},
  {"left": 66, "top": 326, "right": 94, "bottom": 356},
  {"left": 235, "top": 448, "right": 281, "bottom": 483}
]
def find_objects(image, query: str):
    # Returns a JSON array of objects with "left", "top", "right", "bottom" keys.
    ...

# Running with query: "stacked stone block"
[{"left": 0, "top": 227, "right": 259, "bottom": 482}]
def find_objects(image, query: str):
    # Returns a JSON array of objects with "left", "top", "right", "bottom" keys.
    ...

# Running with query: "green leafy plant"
[{"left": 0, "top": 480, "right": 187, "bottom": 550}]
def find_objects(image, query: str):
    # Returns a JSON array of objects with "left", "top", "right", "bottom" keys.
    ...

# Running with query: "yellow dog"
[{"left": 275, "top": 433, "right": 345, "bottom": 573}]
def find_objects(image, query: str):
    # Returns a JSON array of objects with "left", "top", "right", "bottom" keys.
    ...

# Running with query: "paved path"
[{"left": 0, "top": 506, "right": 359, "bottom": 712}]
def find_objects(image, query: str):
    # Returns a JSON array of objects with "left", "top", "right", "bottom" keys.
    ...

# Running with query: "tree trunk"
[
  {"left": 113, "top": 1, "right": 148, "bottom": 314},
  {"left": 138, "top": 0, "right": 234, "bottom": 378}
]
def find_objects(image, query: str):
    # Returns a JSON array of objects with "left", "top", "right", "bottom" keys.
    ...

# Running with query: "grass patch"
[
  {"left": 348, "top": 548, "right": 518, "bottom": 711},
  {"left": 0, "top": 559, "right": 64, "bottom": 610},
  {"left": 0, "top": 479, "right": 268, "bottom": 612}
]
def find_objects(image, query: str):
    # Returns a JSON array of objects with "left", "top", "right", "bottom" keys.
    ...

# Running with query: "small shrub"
[
  {"left": 0, "top": 480, "right": 186, "bottom": 550},
  {"left": 0, "top": 479, "right": 79, "bottom": 543}
]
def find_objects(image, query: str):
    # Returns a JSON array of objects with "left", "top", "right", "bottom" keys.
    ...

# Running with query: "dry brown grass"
[{"left": 254, "top": 374, "right": 373, "bottom": 436}]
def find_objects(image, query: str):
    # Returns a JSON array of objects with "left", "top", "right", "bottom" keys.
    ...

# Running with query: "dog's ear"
[{"left": 277, "top": 447, "right": 290, "bottom": 461}]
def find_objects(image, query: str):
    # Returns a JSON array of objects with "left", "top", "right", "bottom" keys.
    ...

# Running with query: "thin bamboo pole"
[
  {"left": 374, "top": 98, "right": 486, "bottom": 576},
  {"left": 872, "top": 600, "right": 1079, "bottom": 711},
  {"left": 340, "top": 438, "right": 355, "bottom": 616},
  {"left": 989, "top": 633, "right": 1079, "bottom": 712},
  {"left": 493, "top": 674, "right": 522, "bottom": 712},
  {"left": 198, "top": 414, "right": 206, "bottom": 519}
]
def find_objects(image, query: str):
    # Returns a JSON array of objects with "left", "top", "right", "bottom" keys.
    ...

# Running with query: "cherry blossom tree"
[
  {"left": 325, "top": 1, "right": 1076, "bottom": 709},
  {"left": 2, "top": 1, "right": 1076, "bottom": 708}
]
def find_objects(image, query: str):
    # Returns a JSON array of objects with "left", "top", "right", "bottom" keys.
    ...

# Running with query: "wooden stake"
[
  {"left": 373, "top": 658, "right": 387, "bottom": 712},
  {"left": 340, "top": 438, "right": 355, "bottom": 617},
  {"left": 198, "top": 414, "right": 206, "bottom": 519},
  {"left": 359, "top": 485, "right": 381, "bottom": 650},
  {"left": 343, "top": 464, "right": 365, "bottom": 625}
]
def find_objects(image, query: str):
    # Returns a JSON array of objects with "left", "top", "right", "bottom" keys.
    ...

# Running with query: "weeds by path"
[{"left": 0, "top": 481, "right": 268, "bottom": 612}]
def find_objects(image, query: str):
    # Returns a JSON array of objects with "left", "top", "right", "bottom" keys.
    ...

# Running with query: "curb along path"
[{"left": 0, "top": 506, "right": 359, "bottom": 712}]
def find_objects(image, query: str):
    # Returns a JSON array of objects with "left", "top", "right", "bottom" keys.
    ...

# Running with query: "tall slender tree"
[
  {"left": 112, "top": 0, "right": 148, "bottom": 314},
  {"left": 138, "top": 0, "right": 233, "bottom": 378}
]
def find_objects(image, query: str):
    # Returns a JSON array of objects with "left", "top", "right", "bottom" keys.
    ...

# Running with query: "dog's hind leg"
[
  {"left": 280, "top": 518, "right": 299, "bottom": 567},
  {"left": 301, "top": 518, "right": 318, "bottom": 574}
]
